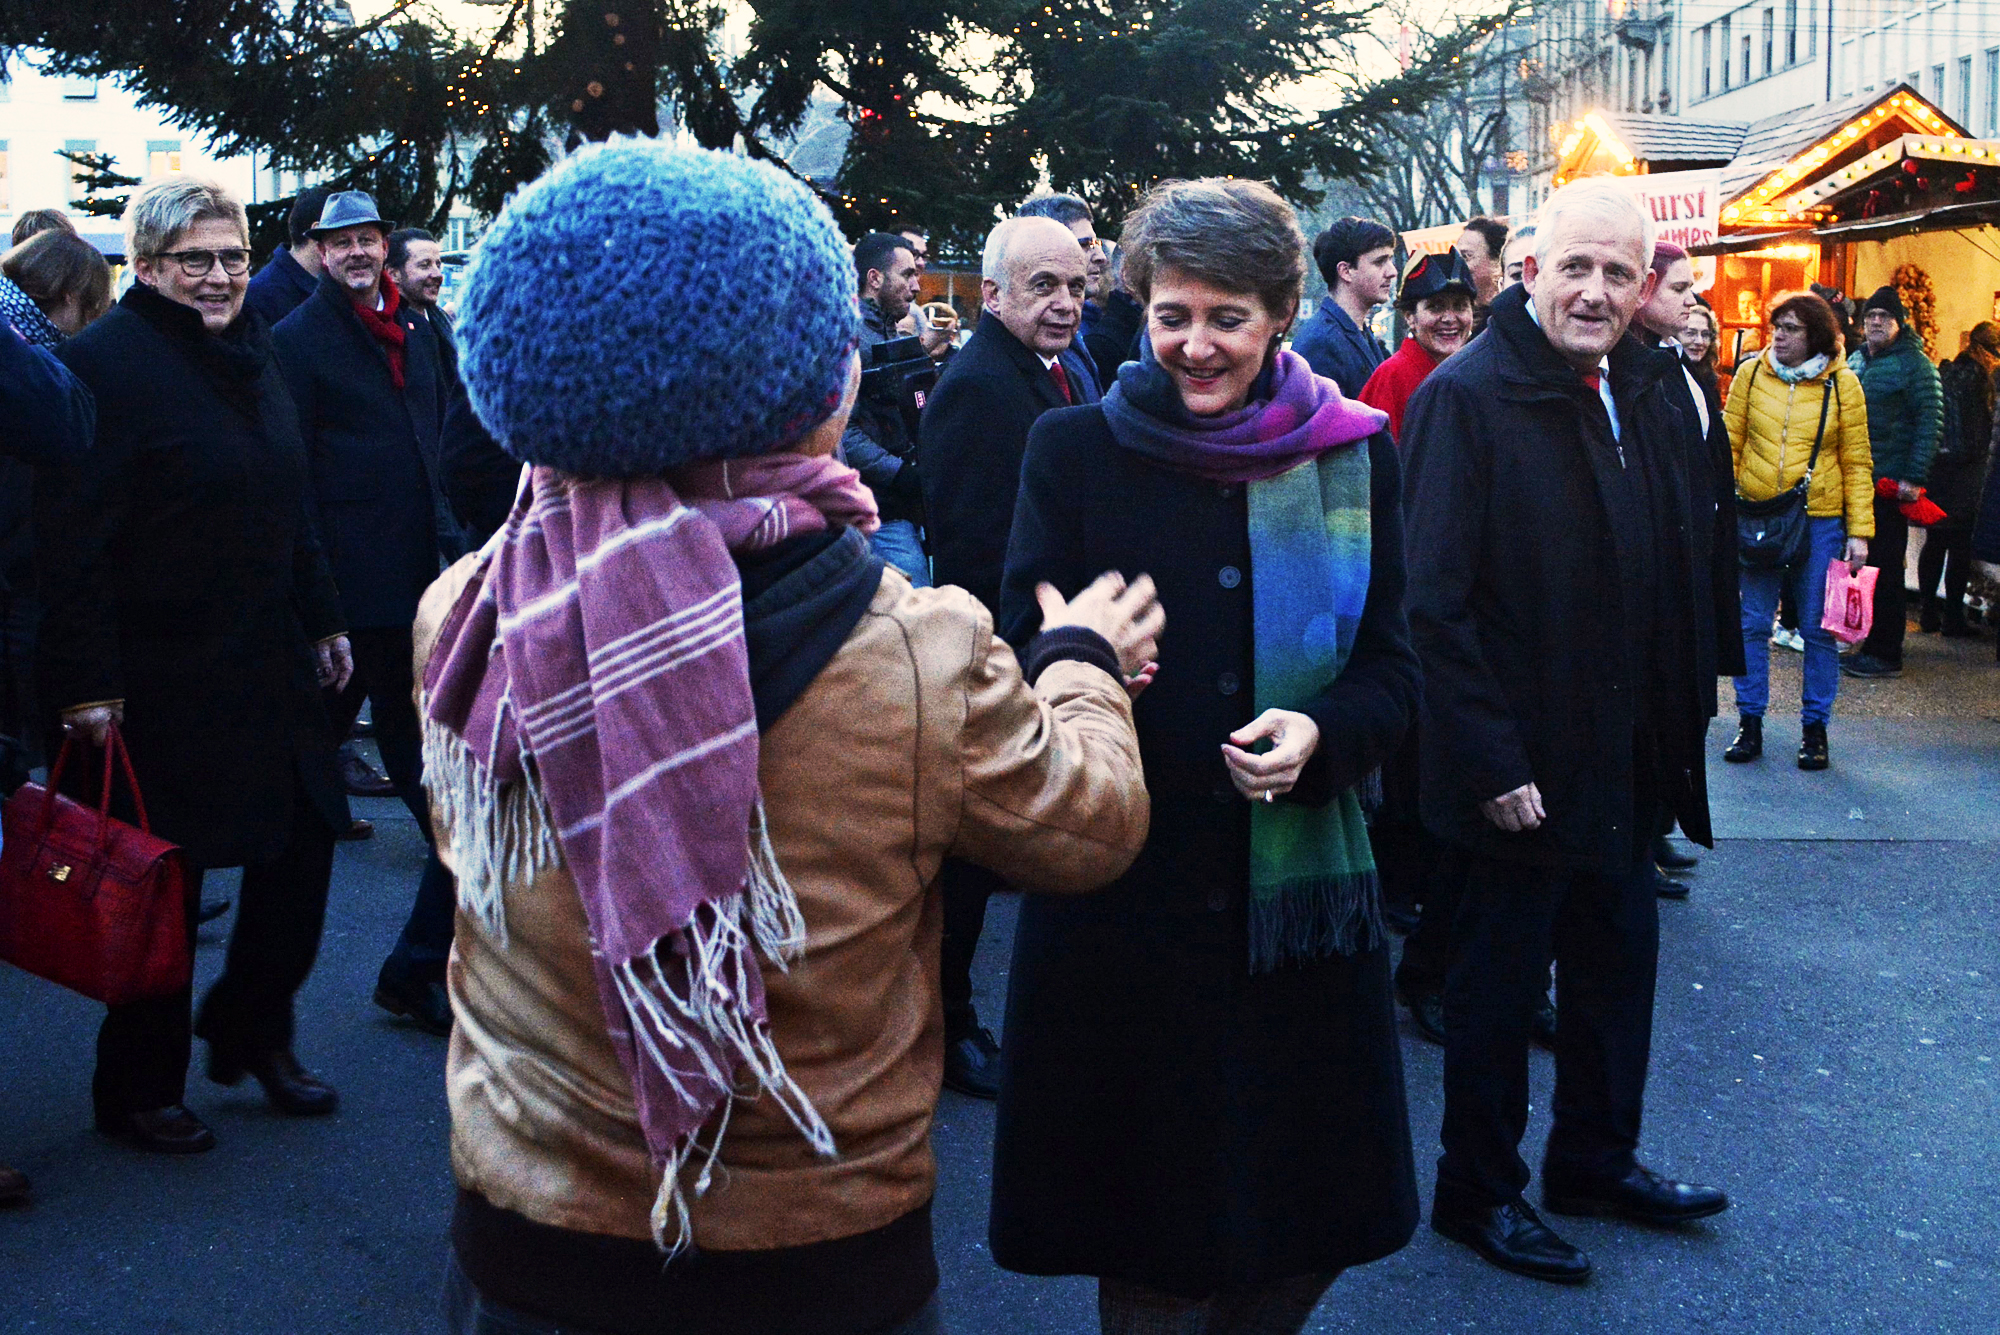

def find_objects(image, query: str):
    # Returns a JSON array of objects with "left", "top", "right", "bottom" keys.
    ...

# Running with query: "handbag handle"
[{"left": 35, "top": 722, "right": 154, "bottom": 865}]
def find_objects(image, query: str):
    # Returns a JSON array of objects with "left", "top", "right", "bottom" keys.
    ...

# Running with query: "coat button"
[
  {"left": 1218, "top": 565, "right": 1242, "bottom": 589},
  {"left": 1206, "top": 885, "right": 1229, "bottom": 912},
  {"left": 1216, "top": 671, "right": 1240, "bottom": 696}
]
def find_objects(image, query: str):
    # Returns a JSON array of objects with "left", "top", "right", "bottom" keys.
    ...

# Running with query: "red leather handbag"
[{"left": 0, "top": 724, "right": 192, "bottom": 1004}]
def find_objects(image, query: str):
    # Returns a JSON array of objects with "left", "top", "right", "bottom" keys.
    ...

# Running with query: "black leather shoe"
[
  {"left": 195, "top": 896, "right": 233, "bottom": 925},
  {"left": 1531, "top": 993, "right": 1557, "bottom": 1051},
  {"left": 0, "top": 1162, "right": 31, "bottom": 1204},
  {"left": 374, "top": 970, "right": 453, "bottom": 1036},
  {"left": 1432, "top": 1190, "right": 1591, "bottom": 1283},
  {"left": 943, "top": 1025, "right": 1002, "bottom": 1099},
  {"left": 1798, "top": 722, "right": 1829, "bottom": 772},
  {"left": 340, "top": 743, "right": 397, "bottom": 797},
  {"left": 1653, "top": 864, "right": 1690, "bottom": 900},
  {"left": 337, "top": 817, "right": 375, "bottom": 842},
  {"left": 1723, "top": 715, "right": 1762, "bottom": 763},
  {"left": 1383, "top": 903, "right": 1420, "bottom": 935},
  {"left": 1919, "top": 600, "right": 1941, "bottom": 633},
  {"left": 1398, "top": 986, "right": 1444, "bottom": 1045},
  {"left": 1941, "top": 618, "right": 1978, "bottom": 638},
  {"left": 1840, "top": 652, "right": 1901, "bottom": 679},
  {"left": 1651, "top": 835, "right": 1697, "bottom": 871},
  {"left": 1543, "top": 1164, "right": 1728, "bottom": 1225},
  {"left": 96, "top": 1104, "right": 216, "bottom": 1154},
  {"left": 210, "top": 1048, "right": 339, "bottom": 1116}
]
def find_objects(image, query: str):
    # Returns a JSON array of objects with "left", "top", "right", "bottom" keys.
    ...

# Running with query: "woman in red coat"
[{"left": 1359, "top": 249, "right": 1477, "bottom": 440}]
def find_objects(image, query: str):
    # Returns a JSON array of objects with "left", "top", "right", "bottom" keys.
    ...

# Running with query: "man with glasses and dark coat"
[{"left": 272, "top": 190, "right": 478, "bottom": 1038}]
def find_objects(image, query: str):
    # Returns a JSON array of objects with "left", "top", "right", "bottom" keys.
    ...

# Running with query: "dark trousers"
[
  {"left": 94, "top": 774, "right": 337, "bottom": 1116},
  {"left": 939, "top": 858, "right": 1006, "bottom": 1036},
  {"left": 1916, "top": 527, "right": 1973, "bottom": 625},
  {"left": 329, "top": 626, "right": 455, "bottom": 985},
  {"left": 1436, "top": 844, "right": 1659, "bottom": 1206},
  {"left": 1861, "top": 494, "right": 1910, "bottom": 665},
  {"left": 1383, "top": 819, "right": 1463, "bottom": 998}
]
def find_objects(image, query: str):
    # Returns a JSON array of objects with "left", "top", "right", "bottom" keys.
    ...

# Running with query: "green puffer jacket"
[{"left": 1848, "top": 331, "right": 1943, "bottom": 485}]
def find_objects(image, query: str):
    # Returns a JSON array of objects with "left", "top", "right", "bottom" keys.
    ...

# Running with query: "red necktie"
[{"left": 1049, "top": 360, "right": 1073, "bottom": 404}]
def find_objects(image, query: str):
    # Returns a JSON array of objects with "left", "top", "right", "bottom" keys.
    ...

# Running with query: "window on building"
[
  {"left": 1987, "top": 48, "right": 1999, "bottom": 136},
  {"left": 1807, "top": 1, "right": 1817, "bottom": 58},
  {"left": 1958, "top": 55, "right": 1973, "bottom": 121},
  {"left": 58, "top": 76, "right": 97, "bottom": 100},
  {"left": 1721, "top": 17, "right": 1733, "bottom": 89},
  {"left": 1762, "top": 9, "right": 1775, "bottom": 76},
  {"left": 147, "top": 140, "right": 183, "bottom": 176},
  {"left": 65, "top": 139, "right": 96, "bottom": 204},
  {"left": 1930, "top": 65, "right": 1945, "bottom": 104},
  {"left": 1784, "top": 0, "right": 1798, "bottom": 65},
  {"left": 1742, "top": 33, "right": 1753, "bottom": 86},
  {"left": 0, "top": 142, "right": 9, "bottom": 213},
  {"left": 1908, "top": 71, "right": 1921, "bottom": 95},
  {"left": 0, "top": 72, "right": 11, "bottom": 103},
  {"left": 1701, "top": 25, "right": 1713, "bottom": 98}
]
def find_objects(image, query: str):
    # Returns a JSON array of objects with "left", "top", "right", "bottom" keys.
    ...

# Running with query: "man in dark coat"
[
  {"left": 272, "top": 190, "right": 471, "bottom": 1035},
  {"left": 244, "top": 185, "right": 332, "bottom": 328},
  {"left": 1632, "top": 242, "right": 1744, "bottom": 894},
  {"left": 1401, "top": 180, "right": 1728, "bottom": 1285},
  {"left": 917, "top": 214, "right": 1098, "bottom": 1098},
  {"left": 1081, "top": 243, "right": 1144, "bottom": 390},
  {"left": 1290, "top": 216, "right": 1395, "bottom": 397},
  {"left": 844, "top": 232, "right": 930, "bottom": 584}
]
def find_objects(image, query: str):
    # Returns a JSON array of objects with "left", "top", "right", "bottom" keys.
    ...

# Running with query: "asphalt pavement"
[{"left": 3, "top": 625, "right": 1995, "bottom": 1333}]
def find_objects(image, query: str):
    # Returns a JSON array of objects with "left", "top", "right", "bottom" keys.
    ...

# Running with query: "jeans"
[
  {"left": 870, "top": 519, "right": 931, "bottom": 588},
  {"left": 1733, "top": 517, "right": 1845, "bottom": 727},
  {"left": 441, "top": 1252, "right": 945, "bottom": 1335}
]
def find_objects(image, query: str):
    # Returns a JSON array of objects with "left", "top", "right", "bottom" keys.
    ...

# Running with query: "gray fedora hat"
[{"left": 309, "top": 190, "right": 389, "bottom": 236}]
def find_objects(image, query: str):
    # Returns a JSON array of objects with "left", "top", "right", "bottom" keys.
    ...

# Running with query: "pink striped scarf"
[{"left": 421, "top": 453, "right": 878, "bottom": 1252}]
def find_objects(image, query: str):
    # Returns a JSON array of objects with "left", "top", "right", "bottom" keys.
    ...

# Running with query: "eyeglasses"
[
  {"left": 155, "top": 248, "right": 252, "bottom": 277},
  {"left": 1772, "top": 320, "right": 1807, "bottom": 334}
]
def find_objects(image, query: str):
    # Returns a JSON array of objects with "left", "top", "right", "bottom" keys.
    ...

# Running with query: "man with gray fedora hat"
[{"left": 273, "top": 187, "right": 489, "bottom": 1038}]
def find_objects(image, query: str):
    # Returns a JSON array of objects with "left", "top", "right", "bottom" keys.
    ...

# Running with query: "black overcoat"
[
  {"left": 1401, "top": 285, "right": 1712, "bottom": 874},
  {"left": 918, "top": 314, "right": 1100, "bottom": 615},
  {"left": 986, "top": 405, "right": 1420, "bottom": 1295},
  {"left": 272, "top": 272, "right": 464, "bottom": 630},
  {"left": 38, "top": 284, "right": 349, "bottom": 867},
  {"left": 1657, "top": 345, "right": 1746, "bottom": 716}
]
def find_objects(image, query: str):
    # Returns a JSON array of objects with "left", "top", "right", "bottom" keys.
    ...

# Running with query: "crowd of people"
[{"left": 3, "top": 137, "right": 1999, "bottom": 1335}]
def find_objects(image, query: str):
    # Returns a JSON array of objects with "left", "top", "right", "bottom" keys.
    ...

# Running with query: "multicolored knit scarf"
[
  {"left": 1102, "top": 340, "right": 1388, "bottom": 971},
  {"left": 420, "top": 452, "right": 879, "bottom": 1252}
]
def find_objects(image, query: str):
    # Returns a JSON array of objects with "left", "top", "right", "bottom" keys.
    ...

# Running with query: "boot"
[
  {"left": 1919, "top": 597, "right": 1941, "bottom": 633},
  {"left": 1723, "top": 715, "right": 1762, "bottom": 763},
  {"left": 1798, "top": 722, "right": 1829, "bottom": 771}
]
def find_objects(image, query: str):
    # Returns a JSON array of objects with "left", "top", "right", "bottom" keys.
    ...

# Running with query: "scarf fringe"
[
  {"left": 421, "top": 702, "right": 562, "bottom": 946},
  {"left": 1247, "top": 870, "right": 1385, "bottom": 974}
]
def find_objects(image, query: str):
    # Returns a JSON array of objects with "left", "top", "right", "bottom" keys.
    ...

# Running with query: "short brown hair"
[
  {"left": 1, "top": 229, "right": 114, "bottom": 328},
  {"left": 1118, "top": 178, "right": 1307, "bottom": 320},
  {"left": 10, "top": 209, "right": 78, "bottom": 248},
  {"left": 1769, "top": 291, "right": 1841, "bottom": 360}
]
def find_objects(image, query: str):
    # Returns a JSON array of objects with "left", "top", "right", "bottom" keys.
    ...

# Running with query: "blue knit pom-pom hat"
[{"left": 455, "top": 139, "right": 860, "bottom": 476}]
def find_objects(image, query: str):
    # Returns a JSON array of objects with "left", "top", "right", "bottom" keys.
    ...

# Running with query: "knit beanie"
[
  {"left": 1861, "top": 285, "right": 1906, "bottom": 321},
  {"left": 455, "top": 139, "right": 860, "bottom": 476}
]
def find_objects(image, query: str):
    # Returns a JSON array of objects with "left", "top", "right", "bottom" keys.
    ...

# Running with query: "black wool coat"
[
  {"left": 1401, "top": 284, "right": 1713, "bottom": 873},
  {"left": 1657, "top": 342, "right": 1746, "bottom": 716},
  {"left": 987, "top": 406, "right": 1420, "bottom": 1295},
  {"left": 1082, "top": 289, "right": 1144, "bottom": 392},
  {"left": 39, "top": 284, "right": 349, "bottom": 867},
  {"left": 918, "top": 314, "right": 1100, "bottom": 614},
  {"left": 272, "top": 272, "right": 467, "bottom": 630}
]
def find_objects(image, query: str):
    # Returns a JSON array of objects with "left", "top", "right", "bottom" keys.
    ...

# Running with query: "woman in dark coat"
[
  {"left": 37, "top": 176, "right": 352, "bottom": 1153},
  {"left": 1918, "top": 322, "right": 1996, "bottom": 635},
  {"left": 989, "top": 178, "right": 1420, "bottom": 1334}
]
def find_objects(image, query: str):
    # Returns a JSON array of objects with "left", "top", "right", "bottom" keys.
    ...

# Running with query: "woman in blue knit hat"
[{"left": 424, "top": 139, "right": 1163, "bottom": 1335}]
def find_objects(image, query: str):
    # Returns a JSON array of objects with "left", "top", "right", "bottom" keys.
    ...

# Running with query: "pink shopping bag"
[{"left": 1821, "top": 558, "right": 1877, "bottom": 645}]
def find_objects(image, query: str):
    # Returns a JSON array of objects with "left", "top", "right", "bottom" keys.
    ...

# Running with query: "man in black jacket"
[
  {"left": 844, "top": 232, "right": 930, "bottom": 584},
  {"left": 1402, "top": 179, "right": 1727, "bottom": 1285},
  {"left": 1633, "top": 242, "right": 1744, "bottom": 895},
  {"left": 1290, "top": 216, "right": 1395, "bottom": 397},
  {"left": 245, "top": 185, "right": 332, "bottom": 327},
  {"left": 918, "top": 213, "right": 1097, "bottom": 1097},
  {"left": 272, "top": 190, "right": 470, "bottom": 1035}
]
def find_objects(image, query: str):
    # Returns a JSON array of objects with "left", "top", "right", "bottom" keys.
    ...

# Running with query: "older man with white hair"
[
  {"left": 917, "top": 213, "right": 1097, "bottom": 1098},
  {"left": 1400, "top": 177, "right": 1728, "bottom": 1284}
]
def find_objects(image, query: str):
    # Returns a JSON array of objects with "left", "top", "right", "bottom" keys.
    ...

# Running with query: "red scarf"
[{"left": 351, "top": 270, "right": 408, "bottom": 388}]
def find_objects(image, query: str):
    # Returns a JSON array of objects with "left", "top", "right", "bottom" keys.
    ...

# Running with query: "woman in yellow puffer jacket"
[{"left": 1722, "top": 290, "right": 1873, "bottom": 771}]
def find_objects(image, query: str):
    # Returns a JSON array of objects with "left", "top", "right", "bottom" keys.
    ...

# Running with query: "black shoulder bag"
[{"left": 1737, "top": 360, "right": 1835, "bottom": 570}]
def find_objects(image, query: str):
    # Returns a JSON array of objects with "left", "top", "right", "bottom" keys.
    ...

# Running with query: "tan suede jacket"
[{"left": 417, "top": 555, "right": 1148, "bottom": 1254}]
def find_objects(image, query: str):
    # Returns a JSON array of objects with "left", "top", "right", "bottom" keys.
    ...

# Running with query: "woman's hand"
[
  {"left": 316, "top": 635, "right": 355, "bottom": 693},
  {"left": 61, "top": 702, "right": 124, "bottom": 747},
  {"left": 1037, "top": 573, "right": 1165, "bottom": 691},
  {"left": 1480, "top": 781, "right": 1546, "bottom": 832},
  {"left": 1220, "top": 709, "right": 1320, "bottom": 803},
  {"left": 1844, "top": 536, "right": 1869, "bottom": 574}
]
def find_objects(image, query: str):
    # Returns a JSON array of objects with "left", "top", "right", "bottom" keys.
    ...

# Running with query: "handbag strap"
[
  {"left": 1740, "top": 358, "right": 1834, "bottom": 497},
  {"left": 34, "top": 722, "right": 154, "bottom": 855}
]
